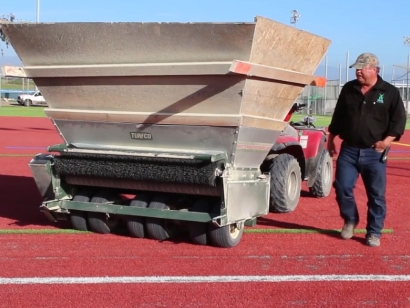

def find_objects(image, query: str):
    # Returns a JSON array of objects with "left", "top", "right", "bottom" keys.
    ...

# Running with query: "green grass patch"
[{"left": 0, "top": 106, "right": 46, "bottom": 117}]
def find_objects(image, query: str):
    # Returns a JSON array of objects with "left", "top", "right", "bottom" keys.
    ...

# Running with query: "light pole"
[
  {"left": 404, "top": 36, "right": 410, "bottom": 113},
  {"left": 36, "top": 0, "right": 40, "bottom": 22}
]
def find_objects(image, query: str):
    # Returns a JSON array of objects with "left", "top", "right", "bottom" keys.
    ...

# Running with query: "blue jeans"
[{"left": 333, "top": 142, "right": 387, "bottom": 237}]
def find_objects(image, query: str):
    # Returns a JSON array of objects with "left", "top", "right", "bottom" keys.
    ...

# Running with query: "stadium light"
[{"left": 290, "top": 10, "right": 300, "bottom": 25}]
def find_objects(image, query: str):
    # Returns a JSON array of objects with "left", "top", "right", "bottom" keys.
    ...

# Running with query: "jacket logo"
[{"left": 376, "top": 94, "right": 384, "bottom": 104}]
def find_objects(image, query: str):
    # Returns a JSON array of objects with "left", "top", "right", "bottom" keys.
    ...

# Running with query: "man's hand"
[
  {"left": 327, "top": 134, "right": 337, "bottom": 157},
  {"left": 373, "top": 136, "right": 395, "bottom": 152}
]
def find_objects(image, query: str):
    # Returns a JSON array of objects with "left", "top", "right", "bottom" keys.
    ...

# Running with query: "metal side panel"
[
  {"left": 233, "top": 126, "right": 282, "bottom": 168},
  {"left": 241, "top": 16, "right": 331, "bottom": 126},
  {"left": 46, "top": 109, "right": 242, "bottom": 128},
  {"left": 1, "top": 22, "right": 255, "bottom": 66},
  {"left": 54, "top": 120, "right": 238, "bottom": 156},
  {"left": 250, "top": 17, "right": 331, "bottom": 76},
  {"left": 35, "top": 75, "right": 245, "bottom": 114},
  {"left": 225, "top": 179, "right": 270, "bottom": 224},
  {"left": 23, "top": 61, "right": 234, "bottom": 78},
  {"left": 28, "top": 154, "right": 55, "bottom": 201}
]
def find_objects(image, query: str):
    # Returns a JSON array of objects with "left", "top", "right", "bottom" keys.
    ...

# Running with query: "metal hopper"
[{"left": 1, "top": 16, "right": 330, "bottom": 248}]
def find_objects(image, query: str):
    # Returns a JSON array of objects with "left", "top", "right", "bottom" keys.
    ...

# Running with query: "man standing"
[{"left": 327, "top": 53, "right": 407, "bottom": 247}]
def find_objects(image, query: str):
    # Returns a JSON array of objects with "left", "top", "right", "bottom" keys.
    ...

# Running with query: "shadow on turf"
[
  {"left": 300, "top": 190, "right": 318, "bottom": 198},
  {"left": 0, "top": 173, "right": 369, "bottom": 245},
  {"left": 256, "top": 216, "right": 367, "bottom": 244},
  {"left": 0, "top": 126, "right": 54, "bottom": 132},
  {"left": 0, "top": 174, "right": 208, "bottom": 245},
  {"left": 26, "top": 127, "right": 54, "bottom": 131},
  {"left": 3, "top": 103, "right": 44, "bottom": 108},
  {"left": 0, "top": 174, "right": 70, "bottom": 228},
  {"left": 0, "top": 128, "right": 22, "bottom": 131}
]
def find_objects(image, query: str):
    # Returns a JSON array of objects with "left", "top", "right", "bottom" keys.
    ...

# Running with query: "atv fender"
[
  {"left": 268, "top": 137, "right": 305, "bottom": 179},
  {"left": 306, "top": 134, "right": 327, "bottom": 187}
]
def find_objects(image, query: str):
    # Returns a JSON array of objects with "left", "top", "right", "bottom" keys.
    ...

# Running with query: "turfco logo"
[{"left": 130, "top": 132, "right": 153, "bottom": 140}]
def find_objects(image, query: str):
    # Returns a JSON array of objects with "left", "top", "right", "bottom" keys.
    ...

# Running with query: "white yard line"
[{"left": 1, "top": 275, "right": 410, "bottom": 285}]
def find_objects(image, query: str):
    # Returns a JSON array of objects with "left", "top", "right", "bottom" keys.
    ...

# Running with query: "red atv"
[{"left": 262, "top": 103, "right": 333, "bottom": 213}]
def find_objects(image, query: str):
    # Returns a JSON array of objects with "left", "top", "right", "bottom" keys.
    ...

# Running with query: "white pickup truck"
[{"left": 17, "top": 90, "right": 47, "bottom": 106}]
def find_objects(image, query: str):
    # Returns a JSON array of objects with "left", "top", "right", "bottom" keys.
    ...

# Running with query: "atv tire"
[
  {"left": 269, "top": 153, "right": 302, "bottom": 213},
  {"left": 309, "top": 149, "right": 333, "bottom": 198}
]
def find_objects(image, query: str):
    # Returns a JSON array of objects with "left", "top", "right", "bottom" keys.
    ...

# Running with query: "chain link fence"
[
  {"left": 0, "top": 76, "right": 37, "bottom": 102},
  {"left": 295, "top": 80, "right": 340, "bottom": 116},
  {"left": 295, "top": 80, "right": 410, "bottom": 118}
]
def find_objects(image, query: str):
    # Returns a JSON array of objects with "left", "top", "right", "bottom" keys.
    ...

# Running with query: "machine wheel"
[
  {"left": 145, "top": 195, "right": 178, "bottom": 241},
  {"left": 187, "top": 199, "right": 213, "bottom": 245},
  {"left": 126, "top": 193, "right": 151, "bottom": 238},
  {"left": 87, "top": 191, "right": 121, "bottom": 234},
  {"left": 70, "top": 189, "right": 93, "bottom": 231},
  {"left": 269, "top": 153, "right": 302, "bottom": 213},
  {"left": 208, "top": 223, "right": 244, "bottom": 248},
  {"left": 24, "top": 99, "right": 32, "bottom": 107},
  {"left": 207, "top": 202, "right": 244, "bottom": 248},
  {"left": 309, "top": 149, "right": 333, "bottom": 198}
]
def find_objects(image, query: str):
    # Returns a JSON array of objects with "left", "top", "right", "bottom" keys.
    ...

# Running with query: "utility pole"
[
  {"left": 346, "top": 51, "right": 349, "bottom": 83},
  {"left": 404, "top": 36, "right": 410, "bottom": 113},
  {"left": 36, "top": 0, "right": 40, "bottom": 23}
]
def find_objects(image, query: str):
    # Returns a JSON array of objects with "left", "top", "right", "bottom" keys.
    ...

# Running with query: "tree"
[{"left": 1, "top": 14, "right": 16, "bottom": 56}]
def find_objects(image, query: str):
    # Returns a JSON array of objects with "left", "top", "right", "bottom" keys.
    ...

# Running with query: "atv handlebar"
[{"left": 289, "top": 103, "right": 307, "bottom": 113}]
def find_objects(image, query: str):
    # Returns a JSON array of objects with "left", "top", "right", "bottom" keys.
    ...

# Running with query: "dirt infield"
[{"left": 0, "top": 116, "right": 410, "bottom": 307}]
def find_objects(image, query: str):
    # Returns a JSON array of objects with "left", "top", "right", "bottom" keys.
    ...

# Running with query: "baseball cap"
[{"left": 349, "top": 53, "right": 379, "bottom": 69}]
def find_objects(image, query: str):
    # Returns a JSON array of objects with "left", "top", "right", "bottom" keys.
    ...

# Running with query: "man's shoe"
[
  {"left": 341, "top": 222, "right": 356, "bottom": 239},
  {"left": 366, "top": 235, "right": 380, "bottom": 247}
]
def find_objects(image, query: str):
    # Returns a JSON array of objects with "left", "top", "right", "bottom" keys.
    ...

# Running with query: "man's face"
[{"left": 355, "top": 65, "right": 377, "bottom": 84}]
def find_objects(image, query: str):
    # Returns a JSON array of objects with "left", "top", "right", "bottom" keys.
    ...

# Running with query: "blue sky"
[{"left": 1, "top": 0, "right": 410, "bottom": 81}]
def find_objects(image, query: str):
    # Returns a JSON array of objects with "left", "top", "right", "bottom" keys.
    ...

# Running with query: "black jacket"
[{"left": 328, "top": 76, "right": 407, "bottom": 147}]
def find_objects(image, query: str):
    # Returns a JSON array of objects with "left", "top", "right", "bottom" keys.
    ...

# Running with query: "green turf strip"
[
  {"left": 244, "top": 228, "right": 393, "bottom": 234},
  {"left": 0, "top": 106, "right": 47, "bottom": 117},
  {"left": 0, "top": 228, "right": 393, "bottom": 235}
]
